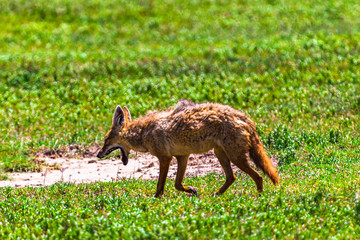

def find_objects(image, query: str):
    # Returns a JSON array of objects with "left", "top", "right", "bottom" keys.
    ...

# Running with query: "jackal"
[{"left": 97, "top": 100, "right": 279, "bottom": 197}]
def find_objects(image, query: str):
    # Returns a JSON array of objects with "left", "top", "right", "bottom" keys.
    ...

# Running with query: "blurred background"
[{"left": 0, "top": 0, "right": 359, "bottom": 173}]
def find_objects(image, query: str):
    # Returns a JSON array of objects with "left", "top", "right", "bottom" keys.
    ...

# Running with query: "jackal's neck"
[{"left": 123, "top": 121, "right": 148, "bottom": 152}]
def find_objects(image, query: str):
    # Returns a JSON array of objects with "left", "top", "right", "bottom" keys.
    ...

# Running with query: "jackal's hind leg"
[
  {"left": 214, "top": 147, "right": 236, "bottom": 195},
  {"left": 227, "top": 151, "right": 263, "bottom": 192},
  {"left": 154, "top": 156, "right": 172, "bottom": 197},
  {"left": 175, "top": 155, "right": 198, "bottom": 196}
]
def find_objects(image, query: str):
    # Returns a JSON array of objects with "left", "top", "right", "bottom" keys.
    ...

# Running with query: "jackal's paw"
[
  {"left": 154, "top": 191, "right": 164, "bottom": 198},
  {"left": 186, "top": 186, "right": 198, "bottom": 196},
  {"left": 213, "top": 192, "right": 222, "bottom": 197}
]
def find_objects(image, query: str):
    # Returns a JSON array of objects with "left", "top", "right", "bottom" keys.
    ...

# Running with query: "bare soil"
[{"left": 0, "top": 146, "right": 278, "bottom": 188}]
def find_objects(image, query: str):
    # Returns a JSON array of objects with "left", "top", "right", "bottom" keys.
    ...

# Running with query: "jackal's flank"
[{"left": 97, "top": 100, "right": 279, "bottom": 197}]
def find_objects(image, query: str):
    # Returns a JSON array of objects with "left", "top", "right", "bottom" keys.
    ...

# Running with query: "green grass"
[
  {"left": 1, "top": 165, "right": 359, "bottom": 239},
  {"left": 0, "top": 0, "right": 360, "bottom": 238}
]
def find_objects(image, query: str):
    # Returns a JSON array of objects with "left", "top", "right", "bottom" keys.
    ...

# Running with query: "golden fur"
[{"left": 97, "top": 100, "right": 279, "bottom": 197}]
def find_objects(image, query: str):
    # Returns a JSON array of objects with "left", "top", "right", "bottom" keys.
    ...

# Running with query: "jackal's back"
[
  {"left": 169, "top": 103, "right": 253, "bottom": 133},
  {"left": 134, "top": 103, "right": 255, "bottom": 155}
]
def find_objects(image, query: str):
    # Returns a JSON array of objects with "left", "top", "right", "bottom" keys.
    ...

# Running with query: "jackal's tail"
[{"left": 249, "top": 133, "right": 279, "bottom": 185}]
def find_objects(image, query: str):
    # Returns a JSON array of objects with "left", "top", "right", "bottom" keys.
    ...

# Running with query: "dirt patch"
[
  {"left": 0, "top": 148, "right": 278, "bottom": 188},
  {"left": 35, "top": 144, "right": 101, "bottom": 159}
]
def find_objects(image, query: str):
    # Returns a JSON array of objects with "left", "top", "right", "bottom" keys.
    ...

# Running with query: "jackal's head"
[{"left": 97, "top": 106, "right": 131, "bottom": 165}]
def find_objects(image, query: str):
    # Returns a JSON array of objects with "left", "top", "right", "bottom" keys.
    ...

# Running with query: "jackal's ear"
[
  {"left": 123, "top": 106, "right": 131, "bottom": 122},
  {"left": 112, "top": 105, "right": 125, "bottom": 128}
]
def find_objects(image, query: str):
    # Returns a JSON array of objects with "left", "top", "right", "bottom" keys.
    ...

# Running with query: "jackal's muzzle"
[{"left": 97, "top": 146, "right": 128, "bottom": 165}]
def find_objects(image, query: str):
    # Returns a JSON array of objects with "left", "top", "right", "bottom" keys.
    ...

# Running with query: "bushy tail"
[{"left": 249, "top": 133, "right": 279, "bottom": 185}]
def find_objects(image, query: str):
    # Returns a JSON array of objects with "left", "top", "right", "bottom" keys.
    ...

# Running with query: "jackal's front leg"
[
  {"left": 154, "top": 156, "right": 172, "bottom": 197},
  {"left": 175, "top": 155, "right": 198, "bottom": 196}
]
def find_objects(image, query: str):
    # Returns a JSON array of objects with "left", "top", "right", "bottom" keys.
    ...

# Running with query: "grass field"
[{"left": 0, "top": 0, "right": 360, "bottom": 238}]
